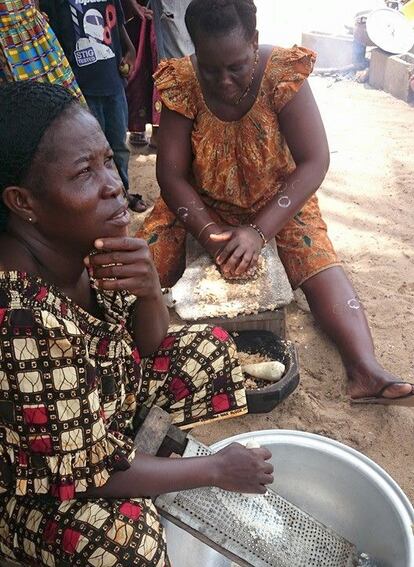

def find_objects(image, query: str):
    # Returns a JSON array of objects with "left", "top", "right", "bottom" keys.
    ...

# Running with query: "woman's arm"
[
  {"left": 253, "top": 80, "right": 330, "bottom": 238},
  {"left": 83, "top": 443, "right": 274, "bottom": 498},
  {"left": 88, "top": 237, "right": 169, "bottom": 357},
  {"left": 156, "top": 106, "right": 225, "bottom": 257}
]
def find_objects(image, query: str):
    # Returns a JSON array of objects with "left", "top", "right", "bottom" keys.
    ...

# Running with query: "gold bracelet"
[
  {"left": 197, "top": 221, "right": 218, "bottom": 241},
  {"left": 249, "top": 223, "right": 267, "bottom": 246}
]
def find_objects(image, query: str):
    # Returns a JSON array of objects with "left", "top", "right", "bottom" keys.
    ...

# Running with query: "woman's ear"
[{"left": 2, "top": 186, "right": 37, "bottom": 224}]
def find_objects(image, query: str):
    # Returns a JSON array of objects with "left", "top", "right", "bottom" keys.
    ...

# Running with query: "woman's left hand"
[
  {"left": 85, "top": 237, "right": 160, "bottom": 299},
  {"left": 210, "top": 226, "right": 263, "bottom": 277}
]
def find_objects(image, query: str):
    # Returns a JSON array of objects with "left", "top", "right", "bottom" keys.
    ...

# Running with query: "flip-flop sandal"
[{"left": 350, "top": 382, "right": 414, "bottom": 406}]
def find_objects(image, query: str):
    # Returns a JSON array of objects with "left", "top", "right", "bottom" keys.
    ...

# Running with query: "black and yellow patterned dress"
[{"left": 0, "top": 271, "right": 247, "bottom": 566}]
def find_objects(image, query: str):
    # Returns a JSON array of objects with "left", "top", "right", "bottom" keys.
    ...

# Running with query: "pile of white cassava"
[
  {"left": 172, "top": 242, "right": 293, "bottom": 320},
  {"left": 238, "top": 351, "right": 285, "bottom": 390}
]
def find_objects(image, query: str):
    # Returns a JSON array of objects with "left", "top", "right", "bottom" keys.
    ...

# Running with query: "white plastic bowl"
[{"left": 163, "top": 430, "right": 414, "bottom": 567}]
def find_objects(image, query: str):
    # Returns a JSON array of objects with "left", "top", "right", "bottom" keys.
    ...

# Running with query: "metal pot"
[{"left": 163, "top": 430, "right": 414, "bottom": 567}]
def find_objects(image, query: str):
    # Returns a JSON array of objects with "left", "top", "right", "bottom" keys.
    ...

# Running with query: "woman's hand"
[
  {"left": 211, "top": 443, "right": 274, "bottom": 494},
  {"left": 85, "top": 237, "right": 161, "bottom": 298},
  {"left": 129, "top": 1, "right": 153, "bottom": 19},
  {"left": 209, "top": 226, "right": 263, "bottom": 277}
]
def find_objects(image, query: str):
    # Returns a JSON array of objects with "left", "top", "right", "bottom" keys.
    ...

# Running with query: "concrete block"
[
  {"left": 384, "top": 52, "right": 414, "bottom": 103},
  {"left": 301, "top": 31, "right": 354, "bottom": 69},
  {"left": 369, "top": 48, "right": 392, "bottom": 90}
]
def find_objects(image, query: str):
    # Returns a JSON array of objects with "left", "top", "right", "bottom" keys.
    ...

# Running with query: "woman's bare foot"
[{"left": 347, "top": 361, "right": 414, "bottom": 400}]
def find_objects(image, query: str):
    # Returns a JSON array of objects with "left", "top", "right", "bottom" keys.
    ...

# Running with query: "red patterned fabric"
[{"left": 0, "top": 270, "right": 247, "bottom": 566}]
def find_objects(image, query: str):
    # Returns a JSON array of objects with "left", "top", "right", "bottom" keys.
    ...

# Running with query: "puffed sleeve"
[
  {"left": 270, "top": 46, "right": 316, "bottom": 113},
  {"left": 0, "top": 307, "right": 136, "bottom": 500},
  {"left": 153, "top": 57, "right": 198, "bottom": 120}
]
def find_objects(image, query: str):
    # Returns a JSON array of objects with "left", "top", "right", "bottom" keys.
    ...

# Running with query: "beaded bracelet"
[{"left": 249, "top": 223, "right": 267, "bottom": 247}]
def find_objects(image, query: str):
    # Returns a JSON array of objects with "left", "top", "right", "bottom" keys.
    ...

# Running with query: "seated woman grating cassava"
[
  {"left": 139, "top": 0, "right": 414, "bottom": 406},
  {"left": 0, "top": 81, "right": 273, "bottom": 566}
]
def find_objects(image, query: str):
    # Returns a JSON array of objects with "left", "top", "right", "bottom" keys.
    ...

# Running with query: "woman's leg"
[
  {"left": 0, "top": 494, "right": 168, "bottom": 566},
  {"left": 137, "top": 197, "right": 187, "bottom": 287},
  {"left": 140, "top": 324, "right": 247, "bottom": 428},
  {"left": 277, "top": 195, "right": 413, "bottom": 400},
  {"left": 301, "top": 266, "right": 413, "bottom": 399}
]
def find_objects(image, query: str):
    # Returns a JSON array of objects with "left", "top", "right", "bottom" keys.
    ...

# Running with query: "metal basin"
[{"left": 163, "top": 430, "right": 414, "bottom": 567}]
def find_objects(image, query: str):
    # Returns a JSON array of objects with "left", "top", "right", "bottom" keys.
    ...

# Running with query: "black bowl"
[{"left": 232, "top": 330, "right": 300, "bottom": 414}]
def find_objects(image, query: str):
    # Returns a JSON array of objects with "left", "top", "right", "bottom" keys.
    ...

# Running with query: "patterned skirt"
[
  {"left": 0, "top": 324, "right": 247, "bottom": 566},
  {"left": 0, "top": 1, "right": 84, "bottom": 101},
  {"left": 138, "top": 194, "right": 340, "bottom": 289}
]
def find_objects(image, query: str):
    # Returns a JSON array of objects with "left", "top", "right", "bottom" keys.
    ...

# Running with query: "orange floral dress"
[{"left": 139, "top": 46, "right": 340, "bottom": 288}]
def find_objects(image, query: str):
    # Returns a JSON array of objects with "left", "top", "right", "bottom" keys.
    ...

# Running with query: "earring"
[{"left": 28, "top": 217, "right": 33, "bottom": 222}]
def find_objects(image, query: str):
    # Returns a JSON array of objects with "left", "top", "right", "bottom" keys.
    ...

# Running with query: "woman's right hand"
[
  {"left": 199, "top": 223, "right": 233, "bottom": 260},
  {"left": 210, "top": 443, "right": 274, "bottom": 494}
]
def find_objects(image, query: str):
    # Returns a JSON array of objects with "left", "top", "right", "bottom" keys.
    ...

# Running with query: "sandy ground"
[{"left": 128, "top": 77, "right": 414, "bottom": 504}]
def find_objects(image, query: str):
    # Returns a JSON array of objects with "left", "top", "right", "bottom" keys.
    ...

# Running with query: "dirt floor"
[{"left": 128, "top": 77, "right": 414, "bottom": 504}]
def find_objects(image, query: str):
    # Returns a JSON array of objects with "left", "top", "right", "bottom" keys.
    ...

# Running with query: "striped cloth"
[{"left": 0, "top": 0, "right": 84, "bottom": 101}]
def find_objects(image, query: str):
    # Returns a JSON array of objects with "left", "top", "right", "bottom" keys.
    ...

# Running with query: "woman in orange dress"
[{"left": 139, "top": 0, "right": 414, "bottom": 405}]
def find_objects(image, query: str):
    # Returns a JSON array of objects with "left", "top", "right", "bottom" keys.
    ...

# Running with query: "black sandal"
[{"left": 128, "top": 194, "right": 148, "bottom": 213}]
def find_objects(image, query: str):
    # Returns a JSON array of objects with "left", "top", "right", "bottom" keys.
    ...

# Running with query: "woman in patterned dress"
[
  {"left": 0, "top": 0, "right": 83, "bottom": 101},
  {"left": 0, "top": 81, "right": 273, "bottom": 566},
  {"left": 138, "top": 0, "right": 414, "bottom": 406}
]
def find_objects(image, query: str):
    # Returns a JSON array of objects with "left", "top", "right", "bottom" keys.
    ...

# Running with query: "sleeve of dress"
[
  {"left": 271, "top": 46, "right": 316, "bottom": 113},
  {"left": 97, "top": 289, "right": 137, "bottom": 327},
  {"left": 0, "top": 307, "right": 136, "bottom": 501},
  {"left": 153, "top": 58, "right": 198, "bottom": 119}
]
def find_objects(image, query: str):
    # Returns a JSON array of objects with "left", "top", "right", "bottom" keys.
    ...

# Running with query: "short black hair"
[
  {"left": 0, "top": 81, "right": 76, "bottom": 231},
  {"left": 185, "top": 0, "right": 257, "bottom": 44}
]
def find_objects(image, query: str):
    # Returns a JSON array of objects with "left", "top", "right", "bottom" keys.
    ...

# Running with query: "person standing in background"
[
  {"left": 40, "top": 0, "right": 148, "bottom": 213},
  {"left": 122, "top": 0, "right": 161, "bottom": 148},
  {"left": 150, "top": 0, "right": 194, "bottom": 59},
  {"left": 0, "top": 0, "right": 83, "bottom": 100}
]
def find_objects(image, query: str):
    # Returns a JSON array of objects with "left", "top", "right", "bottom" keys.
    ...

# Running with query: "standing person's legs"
[
  {"left": 85, "top": 94, "right": 106, "bottom": 133},
  {"left": 101, "top": 90, "right": 130, "bottom": 191},
  {"left": 151, "top": 0, "right": 194, "bottom": 60},
  {"left": 150, "top": 0, "right": 167, "bottom": 60},
  {"left": 89, "top": 91, "right": 147, "bottom": 212}
]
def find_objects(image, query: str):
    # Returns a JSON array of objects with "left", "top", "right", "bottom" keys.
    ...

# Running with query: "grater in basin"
[{"left": 155, "top": 436, "right": 358, "bottom": 567}]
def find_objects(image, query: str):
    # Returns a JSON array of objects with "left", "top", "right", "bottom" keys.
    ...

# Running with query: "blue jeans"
[{"left": 86, "top": 90, "right": 130, "bottom": 191}]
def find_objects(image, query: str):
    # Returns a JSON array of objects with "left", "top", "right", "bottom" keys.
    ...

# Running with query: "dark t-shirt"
[{"left": 40, "top": 0, "right": 125, "bottom": 96}]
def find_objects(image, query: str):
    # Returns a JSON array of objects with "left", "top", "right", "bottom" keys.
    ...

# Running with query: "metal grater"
[{"left": 156, "top": 437, "right": 358, "bottom": 567}]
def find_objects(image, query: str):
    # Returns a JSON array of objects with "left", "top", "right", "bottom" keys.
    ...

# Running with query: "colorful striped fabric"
[{"left": 0, "top": 0, "right": 84, "bottom": 100}]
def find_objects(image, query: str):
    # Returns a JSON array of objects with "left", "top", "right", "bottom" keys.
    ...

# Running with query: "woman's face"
[
  {"left": 195, "top": 27, "right": 258, "bottom": 105},
  {"left": 28, "top": 107, "right": 130, "bottom": 252}
]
